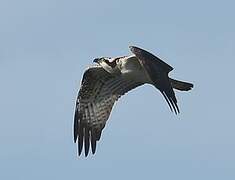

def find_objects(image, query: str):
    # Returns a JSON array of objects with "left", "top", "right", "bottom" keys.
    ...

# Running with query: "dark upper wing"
[
  {"left": 74, "top": 66, "right": 143, "bottom": 157},
  {"left": 129, "top": 46, "right": 179, "bottom": 114}
]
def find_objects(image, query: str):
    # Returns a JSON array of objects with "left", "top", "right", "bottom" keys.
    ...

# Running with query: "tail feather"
[{"left": 170, "top": 78, "right": 193, "bottom": 91}]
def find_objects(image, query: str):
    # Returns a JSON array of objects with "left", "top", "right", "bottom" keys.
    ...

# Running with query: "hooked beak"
[{"left": 93, "top": 58, "right": 100, "bottom": 63}]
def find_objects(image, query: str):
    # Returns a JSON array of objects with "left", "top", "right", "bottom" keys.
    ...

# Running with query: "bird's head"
[
  {"left": 93, "top": 57, "right": 121, "bottom": 69},
  {"left": 93, "top": 57, "right": 113, "bottom": 65},
  {"left": 93, "top": 57, "right": 120, "bottom": 73}
]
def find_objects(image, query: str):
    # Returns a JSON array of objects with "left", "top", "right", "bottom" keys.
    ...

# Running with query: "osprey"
[{"left": 74, "top": 46, "right": 193, "bottom": 157}]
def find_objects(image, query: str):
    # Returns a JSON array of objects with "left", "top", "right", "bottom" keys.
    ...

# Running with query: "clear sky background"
[{"left": 1, "top": 0, "right": 235, "bottom": 179}]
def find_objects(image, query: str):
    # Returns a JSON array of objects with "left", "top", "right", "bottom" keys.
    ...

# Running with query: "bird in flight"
[{"left": 74, "top": 46, "right": 193, "bottom": 157}]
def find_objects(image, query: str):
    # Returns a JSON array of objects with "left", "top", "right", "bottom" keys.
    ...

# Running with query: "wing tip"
[
  {"left": 161, "top": 90, "right": 180, "bottom": 115},
  {"left": 76, "top": 128, "right": 99, "bottom": 157}
]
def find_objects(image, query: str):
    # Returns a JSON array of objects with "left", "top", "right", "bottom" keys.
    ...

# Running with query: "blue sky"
[{"left": 1, "top": 0, "right": 235, "bottom": 179}]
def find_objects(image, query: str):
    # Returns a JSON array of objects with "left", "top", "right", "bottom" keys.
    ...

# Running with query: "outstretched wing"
[
  {"left": 129, "top": 46, "right": 179, "bottom": 114},
  {"left": 74, "top": 66, "right": 143, "bottom": 157}
]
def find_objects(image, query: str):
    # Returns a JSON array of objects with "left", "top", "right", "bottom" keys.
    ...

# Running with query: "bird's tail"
[{"left": 170, "top": 78, "right": 193, "bottom": 91}]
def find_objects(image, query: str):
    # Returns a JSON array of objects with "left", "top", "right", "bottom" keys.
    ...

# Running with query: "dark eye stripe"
[{"left": 104, "top": 60, "right": 117, "bottom": 68}]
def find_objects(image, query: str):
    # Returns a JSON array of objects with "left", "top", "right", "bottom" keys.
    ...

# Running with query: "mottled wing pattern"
[
  {"left": 74, "top": 66, "right": 143, "bottom": 157},
  {"left": 130, "top": 46, "right": 179, "bottom": 114}
]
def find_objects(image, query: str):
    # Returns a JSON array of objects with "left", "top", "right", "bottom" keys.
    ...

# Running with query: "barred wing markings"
[{"left": 74, "top": 66, "right": 143, "bottom": 156}]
